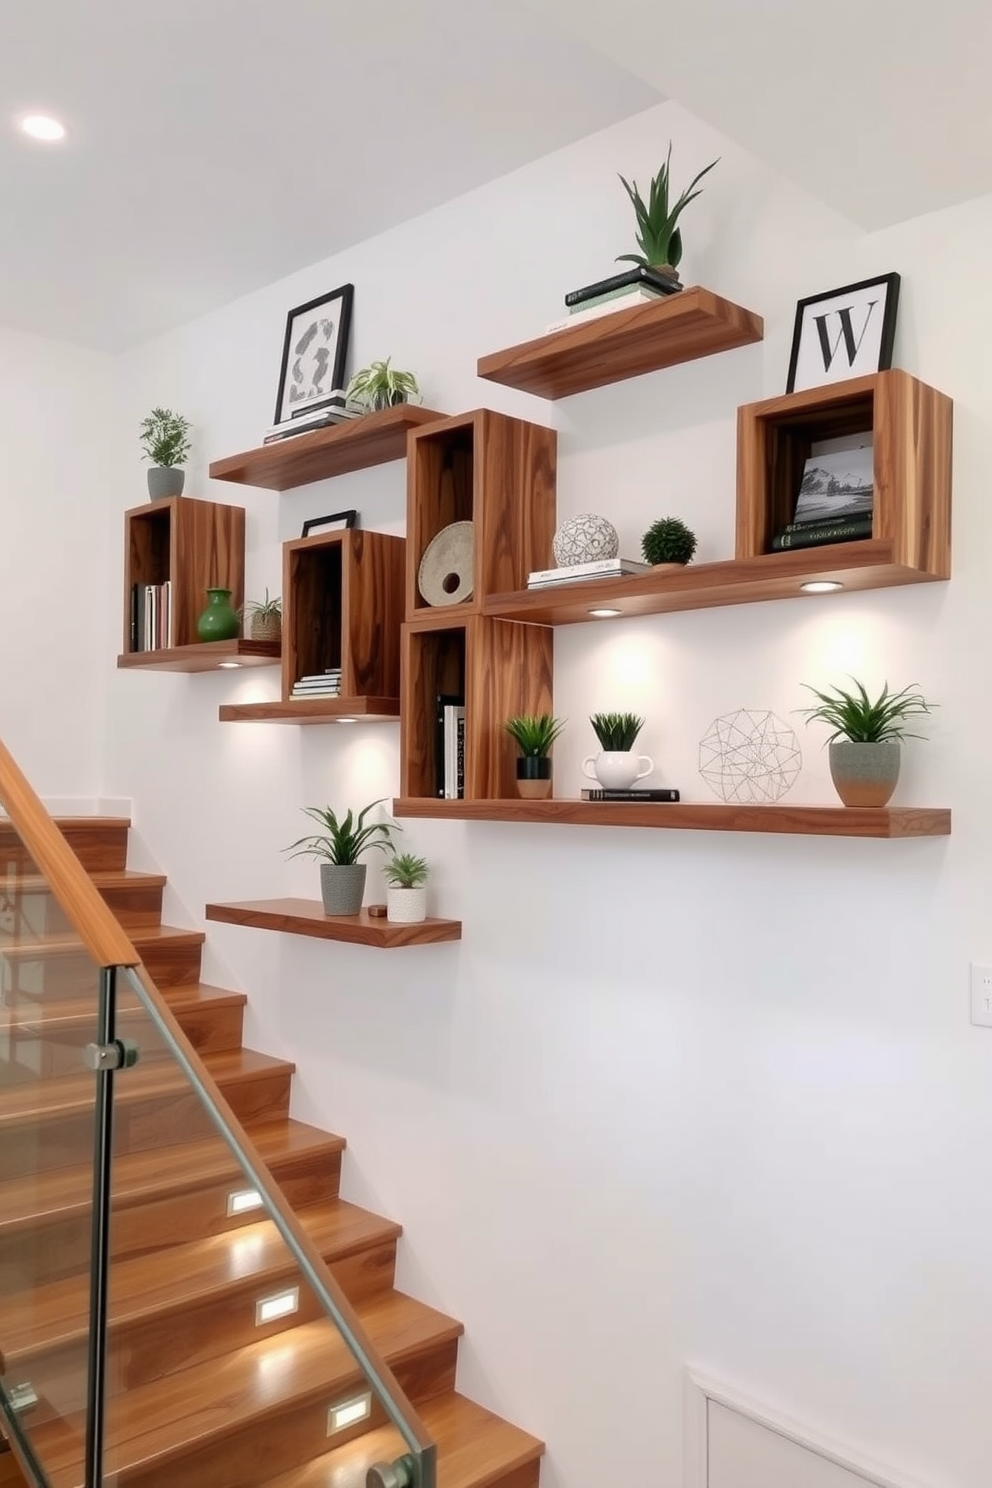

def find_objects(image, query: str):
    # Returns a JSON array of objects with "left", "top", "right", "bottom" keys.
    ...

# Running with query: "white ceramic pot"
[
  {"left": 581, "top": 751, "right": 654, "bottom": 790},
  {"left": 386, "top": 885, "right": 428, "bottom": 923}
]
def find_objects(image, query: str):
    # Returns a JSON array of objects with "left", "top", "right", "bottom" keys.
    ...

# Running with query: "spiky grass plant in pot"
[
  {"left": 617, "top": 142, "right": 719, "bottom": 284},
  {"left": 139, "top": 407, "right": 192, "bottom": 500},
  {"left": 583, "top": 712, "right": 654, "bottom": 791},
  {"left": 346, "top": 358, "right": 420, "bottom": 412},
  {"left": 285, "top": 799, "right": 395, "bottom": 915},
  {"left": 503, "top": 713, "right": 566, "bottom": 800},
  {"left": 384, "top": 852, "right": 429, "bottom": 924},
  {"left": 798, "top": 678, "right": 934, "bottom": 807},
  {"left": 641, "top": 517, "right": 698, "bottom": 568}
]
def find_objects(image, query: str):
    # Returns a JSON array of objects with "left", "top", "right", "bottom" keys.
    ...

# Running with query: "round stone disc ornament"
[
  {"left": 552, "top": 514, "right": 619, "bottom": 567},
  {"left": 418, "top": 521, "right": 475, "bottom": 606}
]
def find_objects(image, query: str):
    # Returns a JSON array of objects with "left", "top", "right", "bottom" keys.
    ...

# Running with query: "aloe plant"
[
  {"left": 503, "top": 714, "right": 566, "bottom": 758},
  {"left": 617, "top": 142, "right": 718, "bottom": 271},
  {"left": 590, "top": 712, "right": 644, "bottom": 752},
  {"left": 285, "top": 800, "right": 395, "bottom": 866},
  {"left": 384, "top": 853, "right": 429, "bottom": 888},
  {"left": 798, "top": 679, "right": 934, "bottom": 743}
]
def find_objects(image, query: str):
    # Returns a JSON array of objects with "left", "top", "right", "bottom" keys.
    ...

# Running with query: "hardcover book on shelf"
[
  {"left": 545, "top": 288, "right": 667, "bottom": 335},
  {"left": 771, "top": 516, "right": 873, "bottom": 551},
  {"left": 528, "top": 557, "right": 650, "bottom": 588},
  {"left": 564, "top": 266, "right": 682, "bottom": 307},
  {"left": 580, "top": 788, "right": 681, "bottom": 802},
  {"left": 435, "top": 693, "right": 465, "bottom": 799}
]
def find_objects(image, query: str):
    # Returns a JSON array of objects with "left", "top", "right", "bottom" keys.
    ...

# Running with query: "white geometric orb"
[{"left": 552, "top": 514, "right": 619, "bottom": 567}]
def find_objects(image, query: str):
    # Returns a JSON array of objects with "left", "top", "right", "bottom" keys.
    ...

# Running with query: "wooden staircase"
[{"left": 0, "top": 818, "right": 543, "bottom": 1488}]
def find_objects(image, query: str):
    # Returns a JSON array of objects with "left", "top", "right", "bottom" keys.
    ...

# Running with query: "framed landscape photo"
[
  {"left": 274, "top": 284, "right": 354, "bottom": 423},
  {"left": 786, "top": 273, "right": 900, "bottom": 393},
  {"left": 301, "top": 510, "right": 358, "bottom": 538}
]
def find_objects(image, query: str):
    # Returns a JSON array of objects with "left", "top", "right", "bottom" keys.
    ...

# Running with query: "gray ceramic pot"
[
  {"left": 829, "top": 739, "right": 901, "bottom": 807},
  {"left": 147, "top": 466, "right": 185, "bottom": 500},
  {"left": 319, "top": 862, "right": 367, "bottom": 916}
]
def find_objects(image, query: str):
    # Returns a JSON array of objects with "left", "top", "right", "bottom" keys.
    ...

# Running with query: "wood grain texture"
[
  {"left": 485, "top": 540, "right": 941, "bottom": 625},
  {"left": 3, "top": 870, "right": 164, "bottom": 935},
  {"left": 0, "top": 819, "right": 131, "bottom": 875},
  {"left": 219, "top": 698, "right": 400, "bottom": 725},
  {"left": 477, "top": 286, "right": 763, "bottom": 398},
  {"left": 117, "top": 640, "right": 280, "bottom": 673},
  {"left": 205, "top": 901, "right": 461, "bottom": 948},
  {"left": 208, "top": 406, "right": 448, "bottom": 491},
  {"left": 874, "top": 368, "right": 953, "bottom": 575},
  {"left": 123, "top": 496, "right": 246, "bottom": 654},
  {"left": 392, "top": 797, "right": 951, "bottom": 839}
]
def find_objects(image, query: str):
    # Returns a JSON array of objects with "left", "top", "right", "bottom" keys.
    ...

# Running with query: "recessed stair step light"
[
  {"left": 327, "top": 1390, "right": 373, "bottom": 1435},
  {"left": 227, "top": 1188, "right": 263, "bottom": 1217},
  {"left": 255, "top": 1286, "right": 300, "bottom": 1326}
]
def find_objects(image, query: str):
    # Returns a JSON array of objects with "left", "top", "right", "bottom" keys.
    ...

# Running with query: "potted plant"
[
  {"left": 285, "top": 800, "right": 395, "bottom": 915},
  {"left": 641, "top": 517, "right": 698, "bottom": 568},
  {"left": 384, "top": 853, "right": 429, "bottom": 924},
  {"left": 503, "top": 714, "right": 566, "bottom": 800},
  {"left": 139, "top": 407, "right": 192, "bottom": 500},
  {"left": 582, "top": 712, "right": 653, "bottom": 790},
  {"left": 616, "top": 141, "right": 719, "bottom": 284},
  {"left": 798, "top": 677, "right": 934, "bottom": 807},
  {"left": 346, "top": 358, "right": 420, "bottom": 412},
  {"left": 241, "top": 590, "right": 282, "bottom": 643}
]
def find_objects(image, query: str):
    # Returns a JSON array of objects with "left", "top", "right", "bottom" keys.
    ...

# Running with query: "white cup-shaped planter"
[
  {"left": 582, "top": 750, "right": 654, "bottom": 790},
  {"left": 386, "top": 886, "right": 428, "bottom": 923}
]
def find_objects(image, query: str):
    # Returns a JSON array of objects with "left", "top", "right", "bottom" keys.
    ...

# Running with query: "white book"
[
  {"left": 528, "top": 557, "right": 650, "bottom": 584},
  {"left": 545, "top": 287, "right": 665, "bottom": 335},
  {"left": 443, "top": 704, "right": 464, "bottom": 799}
]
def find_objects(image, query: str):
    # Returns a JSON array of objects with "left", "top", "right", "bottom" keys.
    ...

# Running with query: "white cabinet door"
[{"left": 708, "top": 1401, "right": 892, "bottom": 1488}]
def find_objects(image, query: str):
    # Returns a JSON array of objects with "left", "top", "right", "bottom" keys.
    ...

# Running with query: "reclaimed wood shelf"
[
  {"left": 484, "top": 539, "right": 941, "bottom": 625},
  {"left": 219, "top": 696, "right": 400, "bottom": 724},
  {"left": 205, "top": 899, "right": 462, "bottom": 947},
  {"left": 118, "top": 639, "right": 280, "bottom": 673},
  {"left": 208, "top": 405, "right": 449, "bottom": 491},
  {"left": 476, "top": 286, "right": 763, "bottom": 399},
  {"left": 392, "top": 798, "right": 951, "bottom": 839}
]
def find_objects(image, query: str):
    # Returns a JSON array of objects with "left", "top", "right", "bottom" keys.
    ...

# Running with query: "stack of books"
[
  {"left": 527, "top": 557, "right": 651, "bottom": 590},
  {"left": 435, "top": 694, "right": 465, "bottom": 799},
  {"left": 772, "top": 448, "right": 874, "bottom": 552},
  {"left": 130, "top": 581, "right": 172, "bottom": 652},
  {"left": 263, "top": 393, "right": 363, "bottom": 445},
  {"left": 546, "top": 266, "right": 681, "bottom": 335},
  {"left": 290, "top": 668, "right": 342, "bottom": 700}
]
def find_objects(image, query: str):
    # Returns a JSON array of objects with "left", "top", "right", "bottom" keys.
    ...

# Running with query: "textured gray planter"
[
  {"left": 319, "top": 863, "right": 367, "bottom": 916},
  {"left": 829, "top": 739, "right": 901, "bottom": 807},
  {"left": 147, "top": 466, "right": 185, "bottom": 500}
]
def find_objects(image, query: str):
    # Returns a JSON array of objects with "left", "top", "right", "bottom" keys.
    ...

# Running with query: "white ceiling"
[{"left": 0, "top": 0, "right": 658, "bottom": 349}]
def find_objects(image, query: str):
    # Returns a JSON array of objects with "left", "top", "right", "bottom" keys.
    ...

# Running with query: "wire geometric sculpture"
[{"left": 698, "top": 709, "right": 802, "bottom": 804}]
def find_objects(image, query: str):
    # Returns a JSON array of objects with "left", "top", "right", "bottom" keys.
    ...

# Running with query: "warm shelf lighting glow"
[
  {"left": 226, "top": 1188, "right": 263, "bottom": 1217},
  {"left": 18, "top": 114, "right": 66, "bottom": 141},
  {"left": 337, "top": 717, "right": 358, "bottom": 724},
  {"left": 255, "top": 1286, "right": 299, "bottom": 1326},
  {"left": 588, "top": 608, "right": 622, "bottom": 618},
  {"left": 327, "top": 1391, "right": 373, "bottom": 1434},
  {"left": 800, "top": 581, "right": 844, "bottom": 594},
  {"left": 218, "top": 661, "right": 242, "bottom": 669}
]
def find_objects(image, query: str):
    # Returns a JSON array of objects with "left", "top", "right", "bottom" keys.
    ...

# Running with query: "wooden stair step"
[
  {"left": 0, "top": 924, "right": 203, "bottom": 959},
  {"left": 33, "top": 1294, "right": 464, "bottom": 1488},
  {"left": 1, "top": 924, "right": 204, "bottom": 990},
  {"left": 1, "top": 983, "right": 247, "bottom": 1061},
  {"left": 0, "top": 818, "right": 130, "bottom": 874},
  {"left": 4, "top": 871, "right": 166, "bottom": 931},
  {"left": 259, "top": 1391, "right": 544, "bottom": 1488}
]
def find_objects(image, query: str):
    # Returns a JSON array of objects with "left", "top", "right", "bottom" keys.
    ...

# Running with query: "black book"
[
  {"left": 565, "top": 266, "right": 682, "bottom": 308},
  {"left": 771, "top": 516, "right": 873, "bottom": 551},
  {"left": 580, "top": 788, "right": 681, "bottom": 802}
]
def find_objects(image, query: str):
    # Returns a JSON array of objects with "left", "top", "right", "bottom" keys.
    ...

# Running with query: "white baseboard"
[{"left": 685, "top": 1368, "right": 935, "bottom": 1488}]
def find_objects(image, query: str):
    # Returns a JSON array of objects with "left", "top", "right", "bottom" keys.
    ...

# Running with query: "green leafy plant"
[
  {"left": 240, "top": 589, "right": 282, "bottom": 621},
  {"left": 503, "top": 713, "right": 566, "bottom": 758},
  {"left": 384, "top": 853, "right": 429, "bottom": 889},
  {"left": 139, "top": 407, "right": 192, "bottom": 468},
  {"left": 641, "top": 517, "right": 698, "bottom": 566},
  {"left": 346, "top": 358, "right": 420, "bottom": 411},
  {"left": 798, "top": 678, "right": 934, "bottom": 743},
  {"left": 590, "top": 712, "right": 644, "bottom": 751},
  {"left": 285, "top": 800, "right": 396, "bottom": 866},
  {"left": 617, "top": 142, "right": 719, "bottom": 271}
]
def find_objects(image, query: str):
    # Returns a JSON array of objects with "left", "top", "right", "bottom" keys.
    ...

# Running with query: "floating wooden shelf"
[
  {"left": 476, "top": 286, "right": 763, "bottom": 399},
  {"left": 484, "top": 539, "right": 940, "bottom": 625},
  {"left": 219, "top": 696, "right": 400, "bottom": 724},
  {"left": 392, "top": 798, "right": 951, "bottom": 839},
  {"left": 205, "top": 899, "right": 461, "bottom": 947},
  {"left": 208, "top": 405, "right": 449, "bottom": 491},
  {"left": 118, "top": 640, "right": 280, "bottom": 673}
]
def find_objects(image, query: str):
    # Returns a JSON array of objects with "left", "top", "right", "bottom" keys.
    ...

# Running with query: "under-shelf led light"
[
  {"left": 800, "top": 580, "right": 843, "bottom": 594},
  {"left": 327, "top": 1391, "right": 373, "bottom": 1435},
  {"left": 588, "top": 608, "right": 621, "bottom": 618},
  {"left": 218, "top": 661, "right": 241, "bottom": 669},
  {"left": 336, "top": 717, "right": 358, "bottom": 724},
  {"left": 255, "top": 1286, "right": 299, "bottom": 1326},
  {"left": 226, "top": 1188, "right": 263, "bottom": 1217},
  {"left": 18, "top": 114, "right": 66, "bottom": 142}
]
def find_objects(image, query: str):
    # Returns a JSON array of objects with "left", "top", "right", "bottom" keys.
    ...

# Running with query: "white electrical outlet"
[{"left": 970, "top": 965, "right": 992, "bottom": 1027}]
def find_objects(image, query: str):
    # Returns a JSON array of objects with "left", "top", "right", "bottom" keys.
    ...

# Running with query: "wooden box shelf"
[
  {"left": 205, "top": 899, "right": 461, "bottom": 947},
  {"left": 208, "top": 405, "right": 448, "bottom": 492},
  {"left": 736, "top": 369, "right": 952, "bottom": 573},
  {"left": 477, "top": 286, "right": 763, "bottom": 400},
  {"left": 392, "top": 797, "right": 951, "bottom": 839},
  {"left": 119, "top": 640, "right": 280, "bottom": 673}
]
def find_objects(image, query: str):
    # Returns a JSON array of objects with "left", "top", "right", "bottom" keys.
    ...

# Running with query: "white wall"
[
  {"left": 0, "top": 326, "right": 116, "bottom": 800},
  {"left": 103, "top": 101, "right": 991, "bottom": 1488}
]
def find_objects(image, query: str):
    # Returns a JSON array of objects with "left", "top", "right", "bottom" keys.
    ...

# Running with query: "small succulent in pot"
[
  {"left": 616, "top": 141, "right": 719, "bottom": 281},
  {"left": 798, "top": 677, "right": 935, "bottom": 808},
  {"left": 641, "top": 517, "right": 697, "bottom": 567},
  {"left": 383, "top": 852, "right": 430, "bottom": 924},
  {"left": 503, "top": 713, "right": 566, "bottom": 801},
  {"left": 139, "top": 407, "right": 192, "bottom": 500},
  {"left": 240, "top": 589, "right": 282, "bottom": 643},
  {"left": 583, "top": 712, "right": 653, "bottom": 790},
  {"left": 346, "top": 358, "right": 420, "bottom": 412},
  {"left": 285, "top": 800, "right": 396, "bottom": 915}
]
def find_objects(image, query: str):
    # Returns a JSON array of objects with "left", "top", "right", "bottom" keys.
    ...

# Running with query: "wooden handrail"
[{"left": 0, "top": 737, "right": 138, "bottom": 968}]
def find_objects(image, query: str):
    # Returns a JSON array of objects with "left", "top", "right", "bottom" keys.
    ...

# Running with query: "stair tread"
[
  {"left": 34, "top": 1293, "right": 464, "bottom": 1487},
  {"left": 0, "top": 923, "right": 205, "bottom": 960},
  {"left": 5, "top": 869, "right": 167, "bottom": 893},
  {"left": 0, "top": 1046, "right": 295, "bottom": 1126},
  {"left": 0, "top": 1117, "right": 345, "bottom": 1234},
  {"left": 0, "top": 817, "right": 131, "bottom": 833},
  {"left": 4, "top": 1198, "right": 402, "bottom": 1357},
  {"left": 0, "top": 983, "right": 247, "bottom": 1033},
  {"left": 259, "top": 1392, "right": 544, "bottom": 1488}
]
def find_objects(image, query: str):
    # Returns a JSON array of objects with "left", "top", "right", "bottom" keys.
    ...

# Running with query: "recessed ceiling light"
[
  {"left": 800, "top": 581, "right": 843, "bottom": 594},
  {"left": 18, "top": 114, "right": 66, "bottom": 142},
  {"left": 588, "top": 608, "right": 621, "bottom": 618}
]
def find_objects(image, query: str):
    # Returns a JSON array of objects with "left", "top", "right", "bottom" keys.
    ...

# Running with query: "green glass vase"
[{"left": 196, "top": 588, "right": 239, "bottom": 642}]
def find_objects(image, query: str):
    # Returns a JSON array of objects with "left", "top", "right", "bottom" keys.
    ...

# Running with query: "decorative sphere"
[{"left": 552, "top": 514, "right": 619, "bottom": 567}]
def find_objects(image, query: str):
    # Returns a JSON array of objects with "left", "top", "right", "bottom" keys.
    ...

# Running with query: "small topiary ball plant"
[{"left": 641, "top": 516, "right": 698, "bottom": 567}]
